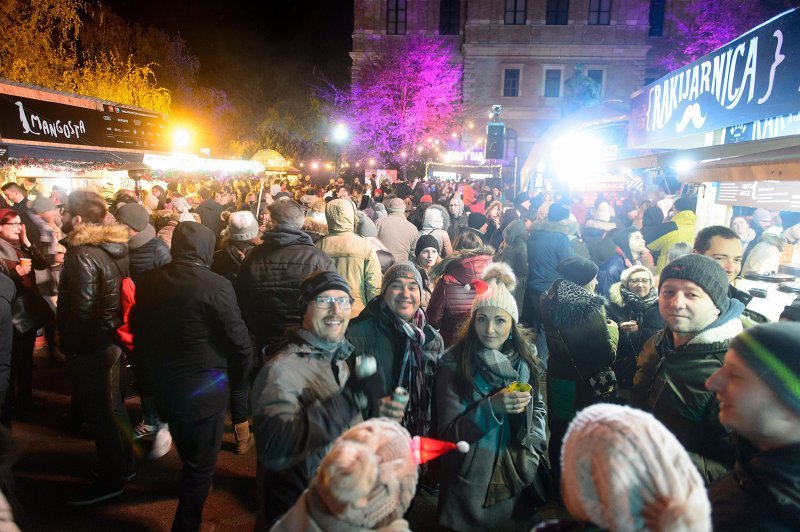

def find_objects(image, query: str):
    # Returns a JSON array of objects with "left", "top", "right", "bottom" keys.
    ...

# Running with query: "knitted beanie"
[
  {"left": 557, "top": 256, "right": 599, "bottom": 287},
  {"left": 548, "top": 203, "right": 570, "bottom": 222},
  {"left": 381, "top": 261, "right": 423, "bottom": 299},
  {"left": 561, "top": 404, "right": 711, "bottom": 532},
  {"left": 730, "top": 322, "right": 800, "bottom": 416},
  {"left": 314, "top": 419, "right": 418, "bottom": 528},
  {"left": 115, "top": 202, "right": 150, "bottom": 231},
  {"left": 298, "top": 270, "right": 352, "bottom": 313},
  {"left": 467, "top": 212, "right": 487, "bottom": 230},
  {"left": 415, "top": 234, "right": 440, "bottom": 257},
  {"left": 31, "top": 195, "right": 56, "bottom": 214},
  {"left": 386, "top": 197, "right": 406, "bottom": 213},
  {"left": 227, "top": 210, "right": 259, "bottom": 241},
  {"left": 659, "top": 254, "right": 731, "bottom": 313},
  {"left": 472, "top": 262, "right": 518, "bottom": 322},
  {"left": 420, "top": 194, "right": 433, "bottom": 204}
]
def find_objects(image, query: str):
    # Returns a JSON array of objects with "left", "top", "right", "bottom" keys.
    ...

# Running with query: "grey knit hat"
[
  {"left": 386, "top": 198, "right": 406, "bottom": 213},
  {"left": 659, "top": 254, "right": 731, "bottom": 313},
  {"left": 381, "top": 261, "right": 423, "bottom": 299}
]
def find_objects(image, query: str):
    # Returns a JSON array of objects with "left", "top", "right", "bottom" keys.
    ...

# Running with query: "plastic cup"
[
  {"left": 18, "top": 258, "right": 31, "bottom": 268},
  {"left": 507, "top": 381, "right": 532, "bottom": 393}
]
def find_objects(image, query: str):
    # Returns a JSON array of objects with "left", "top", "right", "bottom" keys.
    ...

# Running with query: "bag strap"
[{"left": 552, "top": 327, "right": 589, "bottom": 385}]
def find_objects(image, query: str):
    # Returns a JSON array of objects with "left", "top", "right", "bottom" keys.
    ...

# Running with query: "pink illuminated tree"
[{"left": 325, "top": 36, "right": 463, "bottom": 168}]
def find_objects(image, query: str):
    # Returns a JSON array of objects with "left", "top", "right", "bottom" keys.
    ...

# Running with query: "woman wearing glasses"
[
  {"left": 605, "top": 265, "right": 658, "bottom": 396},
  {"left": 0, "top": 208, "right": 52, "bottom": 421}
]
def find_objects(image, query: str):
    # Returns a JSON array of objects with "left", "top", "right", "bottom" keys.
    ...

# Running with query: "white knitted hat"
[
  {"left": 227, "top": 210, "right": 259, "bottom": 241},
  {"left": 561, "top": 404, "right": 711, "bottom": 532},
  {"left": 471, "top": 262, "right": 518, "bottom": 322},
  {"left": 314, "top": 419, "right": 418, "bottom": 529}
]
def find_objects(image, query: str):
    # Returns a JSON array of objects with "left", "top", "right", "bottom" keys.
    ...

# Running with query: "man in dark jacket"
[
  {"left": 58, "top": 190, "right": 135, "bottom": 506},
  {"left": 130, "top": 222, "right": 253, "bottom": 532},
  {"left": 706, "top": 322, "right": 800, "bottom": 530},
  {"left": 236, "top": 199, "right": 336, "bottom": 359},
  {"left": 0, "top": 271, "right": 14, "bottom": 415},
  {"left": 1, "top": 182, "right": 41, "bottom": 251},
  {"left": 632, "top": 254, "right": 744, "bottom": 484},
  {"left": 252, "top": 271, "right": 383, "bottom": 530},
  {"left": 347, "top": 262, "right": 445, "bottom": 438},
  {"left": 195, "top": 187, "right": 224, "bottom": 237},
  {"left": 114, "top": 202, "right": 173, "bottom": 455}
]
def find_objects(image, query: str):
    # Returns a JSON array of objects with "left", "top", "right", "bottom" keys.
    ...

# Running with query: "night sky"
[{"left": 105, "top": 0, "right": 355, "bottom": 95}]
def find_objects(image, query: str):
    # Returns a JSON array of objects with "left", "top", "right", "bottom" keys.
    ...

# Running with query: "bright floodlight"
[
  {"left": 173, "top": 128, "right": 191, "bottom": 150},
  {"left": 332, "top": 123, "right": 348, "bottom": 143},
  {"left": 674, "top": 159, "right": 696, "bottom": 173},
  {"left": 549, "top": 132, "right": 606, "bottom": 181}
]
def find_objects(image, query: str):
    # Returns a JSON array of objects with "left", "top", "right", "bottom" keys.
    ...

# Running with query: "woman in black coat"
[{"left": 131, "top": 222, "right": 253, "bottom": 531}]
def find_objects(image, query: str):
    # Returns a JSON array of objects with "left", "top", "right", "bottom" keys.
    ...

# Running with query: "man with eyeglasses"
[
  {"left": 252, "top": 270, "right": 385, "bottom": 529},
  {"left": 446, "top": 195, "right": 469, "bottom": 244}
]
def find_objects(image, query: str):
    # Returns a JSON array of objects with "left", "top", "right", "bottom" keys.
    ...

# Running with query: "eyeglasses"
[
  {"left": 628, "top": 278, "right": 651, "bottom": 285},
  {"left": 314, "top": 296, "right": 353, "bottom": 309},
  {"left": 1, "top": 222, "right": 22, "bottom": 227}
]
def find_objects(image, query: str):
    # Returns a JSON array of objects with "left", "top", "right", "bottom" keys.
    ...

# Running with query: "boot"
[{"left": 233, "top": 422, "right": 251, "bottom": 455}]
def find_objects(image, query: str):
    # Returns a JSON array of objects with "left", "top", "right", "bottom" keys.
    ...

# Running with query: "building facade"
[{"left": 352, "top": 0, "right": 669, "bottom": 183}]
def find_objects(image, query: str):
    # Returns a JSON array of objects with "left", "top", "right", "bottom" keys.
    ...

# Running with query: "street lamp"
[{"left": 331, "top": 123, "right": 349, "bottom": 178}]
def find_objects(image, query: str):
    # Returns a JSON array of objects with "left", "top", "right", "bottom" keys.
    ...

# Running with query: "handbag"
[{"left": 11, "top": 291, "right": 55, "bottom": 335}]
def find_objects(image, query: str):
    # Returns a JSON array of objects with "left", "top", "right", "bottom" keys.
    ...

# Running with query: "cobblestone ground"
[{"left": 11, "top": 340, "right": 566, "bottom": 531}]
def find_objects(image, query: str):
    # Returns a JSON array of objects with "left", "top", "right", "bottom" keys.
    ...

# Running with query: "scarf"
[
  {"left": 380, "top": 300, "right": 432, "bottom": 437},
  {"left": 473, "top": 348, "right": 540, "bottom": 506},
  {"left": 619, "top": 285, "right": 658, "bottom": 319}
]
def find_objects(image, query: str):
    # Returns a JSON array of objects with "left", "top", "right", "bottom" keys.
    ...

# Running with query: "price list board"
[{"left": 717, "top": 181, "right": 800, "bottom": 210}]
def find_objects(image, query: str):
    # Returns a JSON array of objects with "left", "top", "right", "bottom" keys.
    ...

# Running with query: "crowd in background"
[{"left": 0, "top": 172, "right": 798, "bottom": 531}]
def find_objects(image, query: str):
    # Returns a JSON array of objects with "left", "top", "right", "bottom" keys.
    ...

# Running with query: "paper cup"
[{"left": 18, "top": 258, "right": 31, "bottom": 268}]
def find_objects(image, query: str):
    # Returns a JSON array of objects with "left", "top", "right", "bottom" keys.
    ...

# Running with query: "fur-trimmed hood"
[
  {"left": 63, "top": 223, "right": 129, "bottom": 259},
  {"left": 431, "top": 245, "right": 494, "bottom": 279},
  {"left": 532, "top": 219, "right": 572, "bottom": 236},
  {"left": 422, "top": 204, "right": 451, "bottom": 232},
  {"left": 541, "top": 278, "right": 607, "bottom": 327},
  {"left": 302, "top": 217, "right": 329, "bottom": 236}
]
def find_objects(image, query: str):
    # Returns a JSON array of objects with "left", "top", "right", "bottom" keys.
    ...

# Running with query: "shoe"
[
  {"left": 91, "top": 468, "right": 136, "bottom": 482},
  {"left": 68, "top": 483, "right": 123, "bottom": 506},
  {"left": 133, "top": 422, "right": 158, "bottom": 440},
  {"left": 233, "top": 422, "right": 252, "bottom": 455},
  {"left": 148, "top": 427, "right": 172, "bottom": 459}
]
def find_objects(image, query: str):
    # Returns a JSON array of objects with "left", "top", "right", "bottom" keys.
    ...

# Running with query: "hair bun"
[{"left": 481, "top": 262, "right": 516, "bottom": 292}]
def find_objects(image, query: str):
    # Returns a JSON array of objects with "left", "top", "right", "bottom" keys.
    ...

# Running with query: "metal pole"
[{"left": 255, "top": 179, "right": 265, "bottom": 219}]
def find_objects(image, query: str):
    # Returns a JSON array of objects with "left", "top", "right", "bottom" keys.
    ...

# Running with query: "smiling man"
[
  {"left": 632, "top": 254, "right": 745, "bottom": 484},
  {"left": 705, "top": 322, "right": 800, "bottom": 529},
  {"left": 251, "top": 270, "right": 384, "bottom": 529},
  {"left": 347, "top": 262, "right": 444, "bottom": 437}
]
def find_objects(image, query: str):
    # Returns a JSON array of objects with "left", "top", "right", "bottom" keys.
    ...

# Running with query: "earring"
[{"left": 508, "top": 331, "right": 513, "bottom": 341}]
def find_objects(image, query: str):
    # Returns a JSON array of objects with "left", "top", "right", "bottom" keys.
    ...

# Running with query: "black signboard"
[
  {"left": 0, "top": 93, "right": 167, "bottom": 152},
  {"left": 717, "top": 181, "right": 800, "bottom": 210},
  {"left": 630, "top": 8, "right": 800, "bottom": 147}
]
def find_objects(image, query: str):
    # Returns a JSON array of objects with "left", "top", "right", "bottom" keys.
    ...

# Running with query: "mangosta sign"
[{"left": 630, "top": 8, "right": 800, "bottom": 147}]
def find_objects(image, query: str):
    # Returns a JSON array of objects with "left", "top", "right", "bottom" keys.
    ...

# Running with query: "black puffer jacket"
[
  {"left": 0, "top": 272, "right": 14, "bottom": 398},
  {"left": 58, "top": 224, "right": 130, "bottom": 356},
  {"left": 236, "top": 225, "right": 335, "bottom": 354},
  {"left": 128, "top": 226, "right": 171, "bottom": 284}
]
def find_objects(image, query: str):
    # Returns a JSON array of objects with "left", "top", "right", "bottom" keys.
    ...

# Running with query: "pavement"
[{"left": 10, "top": 340, "right": 565, "bottom": 531}]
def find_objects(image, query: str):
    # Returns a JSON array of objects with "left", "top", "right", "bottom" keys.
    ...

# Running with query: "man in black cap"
[
  {"left": 632, "top": 254, "right": 745, "bottom": 484},
  {"left": 251, "top": 270, "right": 384, "bottom": 529},
  {"left": 705, "top": 322, "right": 800, "bottom": 529}
]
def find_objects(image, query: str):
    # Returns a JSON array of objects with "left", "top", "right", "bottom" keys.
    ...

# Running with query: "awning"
[
  {"left": 600, "top": 134, "right": 800, "bottom": 183},
  {"left": 5, "top": 143, "right": 145, "bottom": 164}
]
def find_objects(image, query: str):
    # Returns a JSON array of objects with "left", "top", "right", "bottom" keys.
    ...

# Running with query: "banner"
[{"left": 629, "top": 8, "right": 800, "bottom": 147}]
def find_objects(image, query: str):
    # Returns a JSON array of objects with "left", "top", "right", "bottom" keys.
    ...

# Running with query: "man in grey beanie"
[
  {"left": 632, "top": 254, "right": 745, "bottom": 485},
  {"left": 347, "top": 262, "right": 444, "bottom": 438}
]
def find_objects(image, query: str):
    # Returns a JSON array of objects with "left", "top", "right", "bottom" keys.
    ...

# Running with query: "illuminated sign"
[{"left": 445, "top": 150, "right": 486, "bottom": 163}]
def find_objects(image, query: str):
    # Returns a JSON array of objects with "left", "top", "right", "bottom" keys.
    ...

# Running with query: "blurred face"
[
  {"left": 659, "top": 279, "right": 720, "bottom": 334},
  {"left": 2, "top": 188, "right": 23, "bottom": 205},
  {"left": 731, "top": 217, "right": 749, "bottom": 235},
  {"left": 0, "top": 215, "right": 23, "bottom": 243},
  {"left": 337, "top": 187, "right": 349, "bottom": 199},
  {"left": 383, "top": 276, "right": 421, "bottom": 322},
  {"left": 474, "top": 307, "right": 513, "bottom": 350},
  {"left": 702, "top": 236, "right": 743, "bottom": 283},
  {"left": 628, "top": 231, "right": 647, "bottom": 255},
  {"left": 449, "top": 200, "right": 462, "bottom": 216},
  {"left": 302, "top": 289, "right": 351, "bottom": 343},
  {"left": 417, "top": 247, "right": 439, "bottom": 269},
  {"left": 706, "top": 349, "right": 800, "bottom": 449},
  {"left": 626, "top": 272, "right": 652, "bottom": 298},
  {"left": 756, "top": 214, "right": 772, "bottom": 231}
]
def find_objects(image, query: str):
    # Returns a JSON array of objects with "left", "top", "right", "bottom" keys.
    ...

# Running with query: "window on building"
[
  {"left": 503, "top": 69, "right": 521, "bottom": 97},
  {"left": 588, "top": 0, "right": 611, "bottom": 25},
  {"left": 504, "top": 0, "right": 527, "bottom": 25},
  {"left": 440, "top": 0, "right": 461, "bottom": 34},
  {"left": 649, "top": 0, "right": 665, "bottom": 36},
  {"left": 504, "top": 128, "right": 518, "bottom": 162},
  {"left": 544, "top": 69, "right": 562, "bottom": 98},
  {"left": 587, "top": 68, "right": 604, "bottom": 90},
  {"left": 387, "top": 0, "right": 407, "bottom": 35},
  {"left": 546, "top": 0, "right": 569, "bottom": 25}
]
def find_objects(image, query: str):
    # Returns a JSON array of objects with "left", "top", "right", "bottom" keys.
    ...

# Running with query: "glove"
[{"left": 345, "top": 370, "right": 386, "bottom": 419}]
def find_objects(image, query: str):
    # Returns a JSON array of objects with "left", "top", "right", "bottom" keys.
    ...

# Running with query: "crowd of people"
[{"left": 0, "top": 173, "right": 799, "bottom": 531}]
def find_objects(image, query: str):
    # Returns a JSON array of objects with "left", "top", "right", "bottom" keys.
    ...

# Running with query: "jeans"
[
  {"left": 66, "top": 344, "right": 134, "bottom": 488},
  {"left": 169, "top": 410, "right": 226, "bottom": 532},
  {"left": 229, "top": 387, "right": 249, "bottom": 425}
]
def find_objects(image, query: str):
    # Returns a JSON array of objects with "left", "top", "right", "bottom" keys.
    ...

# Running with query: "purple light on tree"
[{"left": 324, "top": 36, "right": 463, "bottom": 169}]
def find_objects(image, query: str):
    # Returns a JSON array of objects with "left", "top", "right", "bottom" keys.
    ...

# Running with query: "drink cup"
[
  {"left": 18, "top": 258, "right": 31, "bottom": 268},
  {"left": 507, "top": 381, "right": 532, "bottom": 393}
]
